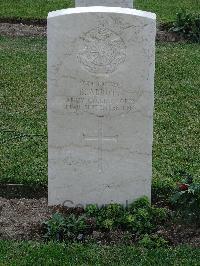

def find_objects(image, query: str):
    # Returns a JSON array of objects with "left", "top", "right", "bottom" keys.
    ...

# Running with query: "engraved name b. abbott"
[
  {"left": 49, "top": 78, "right": 141, "bottom": 117},
  {"left": 77, "top": 26, "right": 126, "bottom": 74}
]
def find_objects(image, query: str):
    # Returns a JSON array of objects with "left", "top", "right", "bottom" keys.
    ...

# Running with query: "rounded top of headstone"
[{"left": 48, "top": 7, "right": 156, "bottom": 20}]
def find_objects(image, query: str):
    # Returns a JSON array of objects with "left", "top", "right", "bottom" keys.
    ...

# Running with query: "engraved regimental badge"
[{"left": 78, "top": 26, "right": 126, "bottom": 74}]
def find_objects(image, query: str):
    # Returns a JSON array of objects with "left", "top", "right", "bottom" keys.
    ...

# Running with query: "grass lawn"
[
  {"left": 0, "top": 241, "right": 200, "bottom": 265},
  {"left": 0, "top": 0, "right": 199, "bottom": 22},
  {"left": 136, "top": 0, "right": 200, "bottom": 23},
  {"left": 0, "top": 36, "right": 199, "bottom": 186},
  {"left": 0, "top": 37, "right": 47, "bottom": 185}
]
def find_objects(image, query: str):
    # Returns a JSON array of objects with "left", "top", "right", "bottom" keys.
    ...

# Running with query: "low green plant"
[
  {"left": 125, "top": 197, "right": 168, "bottom": 234},
  {"left": 43, "top": 213, "right": 87, "bottom": 241},
  {"left": 95, "top": 203, "right": 125, "bottom": 230},
  {"left": 152, "top": 178, "right": 176, "bottom": 201},
  {"left": 129, "top": 196, "right": 150, "bottom": 211},
  {"left": 101, "top": 219, "right": 115, "bottom": 230},
  {"left": 138, "top": 234, "right": 168, "bottom": 249},
  {"left": 43, "top": 213, "right": 66, "bottom": 241},
  {"left": 64, "top": 214, "right": 88, "bottom": 237},
  {"left": 85, "top": 204, "right": 99, "bottom": 216},
  {"left": 43, "top": 197, "right": 169, "bottom": 242},
  {"left": 150, "top": 206, "right": 168, "bottom": 221},
  {"left": 171, "top": 175, "right": 200, "bottom": 223},
  {"left": 86, "top": 197, "right": 168, "bottom": 234},
  {"left": 125, "top": 208, "right": 155, "bottom": 234},
  {"left": 103, "top": 203, "right": 125, "bottom": 218},
  {"left": 171, "top": 9, "right": 200, "bottom": 42}
]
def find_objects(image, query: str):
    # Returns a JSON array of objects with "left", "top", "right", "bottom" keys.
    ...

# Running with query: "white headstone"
[
  {"left": 48, "top": 7, "right": 156, "bottom": 206},
  {"left": 76, "top": 0, "right": 133, "bottom": 8}
]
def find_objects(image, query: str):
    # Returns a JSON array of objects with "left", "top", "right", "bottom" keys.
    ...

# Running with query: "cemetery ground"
[
  {"left": 1, "top": 36, "right": 200, "bottom": 263},
  {"left": 0, "top": 3, "right": 200, "bottom": 265}
]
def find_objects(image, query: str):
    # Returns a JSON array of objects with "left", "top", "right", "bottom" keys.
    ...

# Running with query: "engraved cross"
[{"left": 83, "top": 117, "right": 118, "bottom": 173}]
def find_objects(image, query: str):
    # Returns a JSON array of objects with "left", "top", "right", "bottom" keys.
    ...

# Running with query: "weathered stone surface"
[
  {"left": 48, "top": 7, "right": 156, "bottom": 206},
  {"left": 75, "top": 0, "right": 133, "bottom": 8}
]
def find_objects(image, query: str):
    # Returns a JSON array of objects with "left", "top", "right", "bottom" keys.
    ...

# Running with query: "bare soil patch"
[
  {"left": 0, "top": 23, "right": 46, "bottom": 37},
  {"left": 0, "top": 197, "right": 199, "bottom": 246},
  {"left": 156, "top": 30, "right": 186, "bottom": 42},
  {"left": 0, "top": 22, "right": 186, "bottom": 42},
  {"left": 0, "top": 197, "right": 51, "bottom": 241}
]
